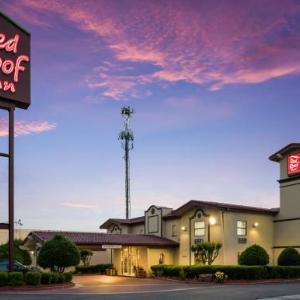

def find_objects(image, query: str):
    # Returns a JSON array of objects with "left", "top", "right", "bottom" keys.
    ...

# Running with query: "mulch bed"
[{"left": 0, "top": 282, "right": 74, "bottom": 292}]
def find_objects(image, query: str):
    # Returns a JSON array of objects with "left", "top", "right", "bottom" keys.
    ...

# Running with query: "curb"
[
  {"left": 153, "top": 277, "right": 300, "bottom": 286},
  {"left": 0, "top": 282, "right": 74, "bottom": 292}
]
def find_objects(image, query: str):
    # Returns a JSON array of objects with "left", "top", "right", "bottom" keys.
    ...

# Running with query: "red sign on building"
[
  {"left": 288, "top": 153, "right": 300, "bottom": 176},
  {"left": 0, "top": 12, "right": 30, "bottom": 109}
]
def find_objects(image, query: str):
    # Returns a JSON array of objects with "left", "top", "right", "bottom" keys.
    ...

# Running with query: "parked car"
[{"left": 0, "top": 259, "right": 37, "bottom": 272}]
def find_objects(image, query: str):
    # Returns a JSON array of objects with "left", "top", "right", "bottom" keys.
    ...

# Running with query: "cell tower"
[{"left": 119, "top": 106, "right": 134, "bottom": 219}]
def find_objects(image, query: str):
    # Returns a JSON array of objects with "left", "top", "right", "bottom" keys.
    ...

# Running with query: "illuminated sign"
[
  {"left": 288, "top": 152, "right": 300, "bottom": 176},
  {"left": 102, "top": 245, "right": 122, "bottom": 249},
  {"left": 0, "top": 12, "right": 30, "bottom": 109}
]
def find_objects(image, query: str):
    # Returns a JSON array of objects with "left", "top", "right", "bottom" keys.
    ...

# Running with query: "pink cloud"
[
  {"left": 0, "top": 119, "right": 57, "bottom": 137},
  {"left": 4, "top": 0, "right": 300, "bottom": 98},
  {"left": 61, "top": 202, "right": 97, "bottom": 209}
]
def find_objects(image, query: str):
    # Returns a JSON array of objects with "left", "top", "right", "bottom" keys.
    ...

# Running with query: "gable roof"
[
  {"left": 100, "top": 200, "right": 279, "bottom": 228},
  {"left": 269, "top": 143, "right": 300, "bottom": 162},
  {"left": 24, "top": 230, "right": 178, "bottom": 248},
  {"left": 166, "top": 200, "right": 278, "bottom": 217},
  {"left": 100, "top": 216, "right": 145, "bottom": 229}
]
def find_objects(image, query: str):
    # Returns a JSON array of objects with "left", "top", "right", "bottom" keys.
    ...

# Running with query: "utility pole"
[{"left": 119, "top": 106, "right": 134, "bottom": 219}]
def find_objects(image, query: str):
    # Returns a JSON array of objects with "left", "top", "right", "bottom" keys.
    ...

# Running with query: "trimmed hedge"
[
  {"left": 41, "top": 272, "right": 52, "bottom": 284},
  {"left": 151, "top": 264, "right": 300, "bottom": 280},
  {"left": 278, "top": 248, "right": 300, "bottom": 266},
  {"left": 24, "top": 272, "right": 41, "bottom": 286},
  {"left": 63, "top": 272, "right": 73, "bottom": 283},
  {"left": 239, "top": 245, "right": 269, "bottom": 266},
  {"left": 8, "top": 272, "right": 23, "bottom": 286},
  {"left": 0, "top": 272, "right": 8, "bottom": 287},
  {"left": 0, "top": 271, "right": 73, "bottom": 287},
  {"left": 75, "top": 264, "right": 113, "bottom": 274}
]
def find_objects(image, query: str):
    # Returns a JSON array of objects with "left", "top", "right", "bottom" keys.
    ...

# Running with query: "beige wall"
[
  {"left": 222, "top": 212, "right": 274, "bottom": 265},
  {"left": 0, "top": 228, "right": 33, "bottom": 245}
]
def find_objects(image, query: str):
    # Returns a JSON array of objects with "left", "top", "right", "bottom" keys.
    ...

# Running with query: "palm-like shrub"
[
  {"left": 37, "top": 235, "right": 80, "bottom": 272},
  {"left": 191, "top": 242, "right": 222, "bottom": 265},
  {"left": 239, "top": 244, "right": 269, "bottom": 266},
  {"left": 278, "top": 247, "right": 300, "bottom": 266}
]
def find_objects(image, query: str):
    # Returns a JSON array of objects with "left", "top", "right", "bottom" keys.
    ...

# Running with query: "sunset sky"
[{"left": 0, "top": 0, "right": 299, "bottom": 231}]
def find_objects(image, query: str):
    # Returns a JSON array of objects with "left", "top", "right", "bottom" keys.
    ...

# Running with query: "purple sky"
[{"left": 0, "top": 0, "right": 299, "bottom": 231}]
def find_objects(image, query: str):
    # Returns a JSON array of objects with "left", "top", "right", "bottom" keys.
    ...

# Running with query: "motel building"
[{"left": 21, "top": 143, "right": 300, "bottom": 276}]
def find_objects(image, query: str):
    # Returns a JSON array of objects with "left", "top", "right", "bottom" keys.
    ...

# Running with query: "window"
[
  {"left": 172, "top": 224, "right": 177, "bottom": 237},
  {"left": 237, "top": 220, "right": 247, "bottom": 236},
  {"left": 194, "top": 221, "right": 205, "bottom": 237}
]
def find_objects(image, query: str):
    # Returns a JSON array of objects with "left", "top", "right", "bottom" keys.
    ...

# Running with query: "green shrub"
[
  {"left": 63, "top": 272, "right": 73, "bottom": 283},
  {"left": 75, "top": 264, "right": 113, "bottom": 274},
  {"left": 37, "top": 235, "right": 80, "bottom": 272},
  {"left": 239, "top": 244, "right": 269, "bottom": 266},
  {"left": 267, "top": 266, "right": 300, "bottom": 279},
  {"left": 0, "top": 272, "right": 8, "bottom": 286},
  {"left": 56, "top": 273, "right": 64, "bottom": 283},
  {"left": 8, "top": 272, "right": 23, "bottom": 286},
  {"left": 0, "top": 240, "right": 32, "bottom": 266},
  {"left": 50, "top": 272, "right": 59, "bottom": 284},
  {"left": 151, "top": 265, "right": 300, "bottom": 280},
  {"left": 278, "top": 248, "right": 300, "bottom": 266},
  {"left": 24, "top": 272, "right": 41, "bottom": 286},
  {"left": 41, "top": 272, "right": 51, "bottom": 284}
]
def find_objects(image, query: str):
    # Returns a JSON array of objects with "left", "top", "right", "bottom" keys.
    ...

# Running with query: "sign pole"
[{"left": 8, "top": 105, "right": 15, "bottom": 272}]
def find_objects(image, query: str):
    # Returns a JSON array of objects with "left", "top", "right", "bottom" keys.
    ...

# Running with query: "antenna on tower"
[{"left": 119, "top": 106, "right": 134, "bottom": 219}]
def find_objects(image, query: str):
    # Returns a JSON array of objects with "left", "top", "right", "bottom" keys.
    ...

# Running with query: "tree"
[
  {"left": 37, "top": 235, "right": 80, "bottom": 272},
  {"left": 191, "top": 242, "right": 222, "bottom": 265},
  {"left": 239, "top": 244, "right": 269, "bottom": 266},
  {"left": 80, "top": 249, "right": 93, "bottom": 266},
  {"left": 0, "top": 239, "right": 32, "bottom": 265},
  {"left": 278, "top": 247, "right": 300, "bottom": 266}
]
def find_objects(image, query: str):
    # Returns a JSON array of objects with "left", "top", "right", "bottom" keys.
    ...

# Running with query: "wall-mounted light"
[
  {"left": 181, "top": 226, "right": 187, "bottom": 231},
  {"left": 253, "top": 222, "right": 259, "bottom": 228},
  {"left": 209, "top": 216, "right": 217, "bottom": 226}
]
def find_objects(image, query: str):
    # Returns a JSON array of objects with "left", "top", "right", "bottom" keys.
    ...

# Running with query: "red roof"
[
  {"left": 100, "top": 200, "right": 279, "bottom": 229},
  {"left": 26, "top": 231, "right": 178, "bottom": 248},
  {"left": 100, "top": 216, "right": 144, "bottom": 229}
]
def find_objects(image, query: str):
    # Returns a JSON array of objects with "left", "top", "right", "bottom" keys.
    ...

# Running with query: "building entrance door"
[{"left": 121, "top": 247, "right": 139, "bottom": 276}]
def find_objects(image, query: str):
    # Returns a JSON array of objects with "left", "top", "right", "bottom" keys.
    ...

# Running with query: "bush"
[
  {"left": 37, "top": 235, "right": 80, "bottom": 272},
  {"left": 0, "top": 272, "right": 8, "bottom": 287},
  {"left": 151, "top": 265, "right": 300, "bottom": 280},
  {"left": 8, "top": 272, "right": 23, "bottom": 286},
  {"left": 41, "top": 272, "right": 51, "bottom": 284},
  {"left": 63, "top": 272, "right": 73, "bottom": 283},
  {"left": 50, "top": 272, "right": 59, "bottom": 284},
  {"left": 0, "top": 239, "right": 32, "bottom": 265},
  {"left": 239, "top": 244, "right": 269, "bottom": 266},
  {"left": 24, "top": 272, "right": 41, "bottom": 286},
  {"left": 278, "top": 248, "right": 300, "bottom": 266},
  {"left": 75, "top": 264, "right": 113, "bottom": 274},
  {"left": 56, "top": 273, "right": 64, "bottom": 284}
]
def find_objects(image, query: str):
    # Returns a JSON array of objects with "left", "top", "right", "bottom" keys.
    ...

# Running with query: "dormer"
[{"left": 144, "top": 205, "right": 172, "bottom": 237}]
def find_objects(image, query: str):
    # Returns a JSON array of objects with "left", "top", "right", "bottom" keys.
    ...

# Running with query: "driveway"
[{"left": 0, "top": 275, "right": 300, "bottom": 300}]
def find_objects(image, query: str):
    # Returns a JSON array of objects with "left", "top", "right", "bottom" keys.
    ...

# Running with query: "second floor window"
[
  {"left": 194, "top": 221, "right": 205, "bottom": 237},
  {"left": 237, "top": 220, "right": 247, "bottom": 236},
  {"left": 172, "top": 224, "right": 177, "bottom": 236}
]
